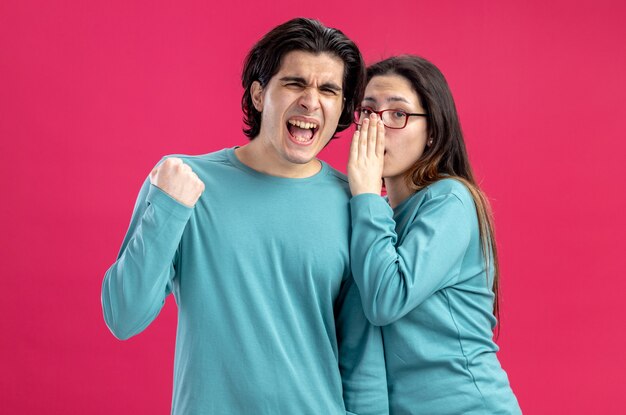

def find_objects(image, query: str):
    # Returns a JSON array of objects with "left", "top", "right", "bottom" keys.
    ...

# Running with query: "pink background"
[{"left": 2, "top": 0, "right": 625, "bottom": 413}]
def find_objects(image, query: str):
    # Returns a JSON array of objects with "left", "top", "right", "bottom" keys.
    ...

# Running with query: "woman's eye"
[
  {"left": 392, "top": 111, "right": 407, "bottom": 119},
  {"left": 361, "top": 108, "right": 373, "bottom": 115}
]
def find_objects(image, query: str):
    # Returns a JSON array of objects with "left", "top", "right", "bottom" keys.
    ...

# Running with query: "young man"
[{"left": 102, "top": 18, "right": 388, "bottom": 414}]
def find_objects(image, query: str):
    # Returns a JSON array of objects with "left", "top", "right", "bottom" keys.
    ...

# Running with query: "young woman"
[{"left": 348, "top": 55, "right": 521, "bottom": 414}]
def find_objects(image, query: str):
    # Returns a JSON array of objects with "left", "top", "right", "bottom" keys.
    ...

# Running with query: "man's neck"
[{"left": 234, "top": 140, "right": 322, "bottom": 179}]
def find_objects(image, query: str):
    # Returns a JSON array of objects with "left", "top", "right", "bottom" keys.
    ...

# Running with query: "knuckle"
[
  {"left": 162, "top": 158, "right": 176, "bottom": 171},
  {"left": 168, "top": 158, "right": 182, "bottom": 169}
]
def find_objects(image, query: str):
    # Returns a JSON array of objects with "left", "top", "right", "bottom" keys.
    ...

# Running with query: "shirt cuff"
[
  {"left": 350, "top": 193, "right": 392, "bottom": 220},
  {"left": 146, "top": 184, "right": 194, "bottom": 221}
]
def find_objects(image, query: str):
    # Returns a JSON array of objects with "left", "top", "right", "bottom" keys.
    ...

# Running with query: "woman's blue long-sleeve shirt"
[{"left": 350, "top": 178, "right": 521, "bottom": 414}]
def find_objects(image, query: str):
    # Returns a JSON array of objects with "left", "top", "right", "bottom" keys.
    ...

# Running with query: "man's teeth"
[{"left": 288, "top": 119, "right": 318, "bottom": 129}]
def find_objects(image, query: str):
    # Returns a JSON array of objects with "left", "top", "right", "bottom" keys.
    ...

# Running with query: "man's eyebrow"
[
  {"left": 319, "top": 82, "right": 342, "bottom": 92},
  {"left": 279, "top": 76, "right": 342, "bottom": 92},
  {"left": 279, "top": 76, "right": 307, "bottom": 84}
]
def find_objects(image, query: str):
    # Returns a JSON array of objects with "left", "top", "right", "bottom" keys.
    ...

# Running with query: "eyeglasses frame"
[{"left": 354, "top": 106, "right": 428, "bottom": 129}]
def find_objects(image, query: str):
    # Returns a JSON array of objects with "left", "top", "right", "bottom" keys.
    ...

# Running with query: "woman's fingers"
[
  {"left": 350, "top": 129, "right": 360, "bottom": 162},
  {"left": 359, "top": 118, "right": 369, "bottom": 156},
  {"left": 376, "top": 118, "right": 385, "bottom": 158},
  {"left": 353, "top": 113, "right": 384, "bottom": 162},
  {"left": 367, "top": 115, "right": 378, "bottom": 158},
  {"left": 347, "top": 114, "right": 384, "bottom": 196}
]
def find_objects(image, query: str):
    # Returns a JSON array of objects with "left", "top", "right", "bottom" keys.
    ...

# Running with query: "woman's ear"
[{"left": 251, "top": 81, "right": 264, "bottom": 112}]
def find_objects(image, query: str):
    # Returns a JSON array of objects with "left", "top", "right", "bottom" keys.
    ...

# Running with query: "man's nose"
[{"left": 298, "top": 88, "right": 321, "bottom": 112}]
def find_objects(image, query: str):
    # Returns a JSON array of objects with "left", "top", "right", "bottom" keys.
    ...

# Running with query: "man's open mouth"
[{"left": 287, "top": 119, "right": 319, "bottom": 143}]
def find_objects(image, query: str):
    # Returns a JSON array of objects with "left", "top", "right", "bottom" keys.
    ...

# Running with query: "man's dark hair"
[{"left": 241, "top": 17, "right": 365, "bottom": 139}]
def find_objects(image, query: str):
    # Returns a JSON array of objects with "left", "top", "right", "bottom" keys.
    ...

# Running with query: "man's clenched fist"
[{"left": 150, "top": 158, "right": 205, "bottom": 207}]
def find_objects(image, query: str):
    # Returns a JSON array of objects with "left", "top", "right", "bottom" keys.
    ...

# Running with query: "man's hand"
[
  {"left": 150, "top": 157, "right": 205, "bottom": 207},
  {"left": 347, "top": 113, "right": 385, "bottom": 196}
]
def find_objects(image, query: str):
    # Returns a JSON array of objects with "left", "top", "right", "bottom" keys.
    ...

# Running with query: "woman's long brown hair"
[{"left": 368, "top": 55, "right": 501, "bottom": 332}]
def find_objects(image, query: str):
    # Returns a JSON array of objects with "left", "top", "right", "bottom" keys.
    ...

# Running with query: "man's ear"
[{"left": 251, "top": 81, "right": 264, "bottom": 112}]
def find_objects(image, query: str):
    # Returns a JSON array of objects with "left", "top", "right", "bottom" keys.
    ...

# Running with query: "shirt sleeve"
[
  {"left": 349, "top": 191, "right": 471, "bottom": 326},
  {"left": 101, "top": 176, "right": 193, "bottom": 340},
  {"left": 335, "top": 276, "right": 389, "bottom": 415}
]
